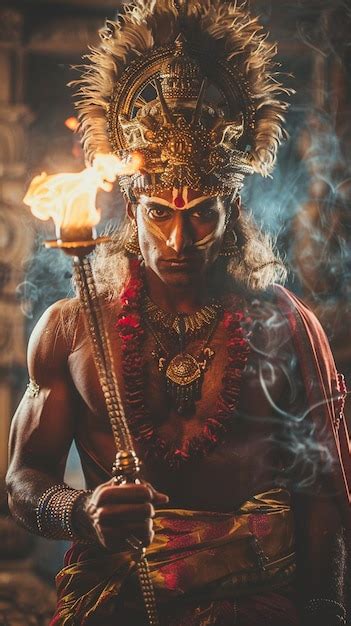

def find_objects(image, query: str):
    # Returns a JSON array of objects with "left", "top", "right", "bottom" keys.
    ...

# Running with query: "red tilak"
[
  {"left": 116, "top": 260, "right": 251, "bottom": 469},
  {"left": 174, "top": 194, "right": 186, "bottom": 208}
]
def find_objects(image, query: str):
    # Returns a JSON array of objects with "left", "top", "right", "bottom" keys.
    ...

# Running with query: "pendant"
[
  {"left": 154, "top": 346, "right": 215, "bottom": 414},
  {"left": 166, "top": 353, "right": 202, "bottom": 413}
]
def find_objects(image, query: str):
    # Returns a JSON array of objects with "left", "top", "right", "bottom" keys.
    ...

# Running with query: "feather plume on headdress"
[{"left": 73, "top": 0, "right": 292, "bottom": 196}]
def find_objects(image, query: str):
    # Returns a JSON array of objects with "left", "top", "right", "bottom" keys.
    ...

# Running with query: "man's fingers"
[
  {"left": 92, "top": 483, "right": 169, "bottom": 507},
  {"left": 94, "top": 503, "right": 155, "bottom": 523},
  {"left": 143, "top": 482, "right": 169, "bottom": 505},
  {"left": 94, "top": 483, "right": 153, "bottom": 506},
  {"left": 153, "top": 491, "right": 169, "bottom": 504}
]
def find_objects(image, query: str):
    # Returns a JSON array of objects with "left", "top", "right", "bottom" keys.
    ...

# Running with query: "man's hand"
[{"left": 84, "top": 480, "right": 169, "bottom": 551}]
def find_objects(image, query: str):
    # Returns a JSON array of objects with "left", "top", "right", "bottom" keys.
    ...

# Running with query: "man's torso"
[{"left": 65, "top": 295, "right": 297, "bottom": 511}]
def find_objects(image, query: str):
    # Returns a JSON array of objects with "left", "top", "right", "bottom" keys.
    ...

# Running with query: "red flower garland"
[{"left": 116, "top": 260, "right": 251, "bottom": 469}]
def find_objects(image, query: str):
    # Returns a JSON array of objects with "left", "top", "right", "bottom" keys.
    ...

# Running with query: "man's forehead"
[{"left": 138, "top": 188, "right": 218, "bottom": 211}]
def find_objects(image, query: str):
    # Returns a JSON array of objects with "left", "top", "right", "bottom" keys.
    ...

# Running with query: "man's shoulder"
[
  {"left": 31, "top": 297, "right": 81, "bottom": 339},
  {"left": 27, "top": 298, "right": 81, "bottom": 375}
]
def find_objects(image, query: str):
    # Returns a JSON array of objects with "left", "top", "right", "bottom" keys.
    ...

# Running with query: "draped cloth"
[
  {"left": 274, "top": 286, "right": 351, "bottom": 529},
  {"left": 50, "top": 286, "right": 350, "bottom": 625},
  {"left": 50, "top": 489, "right": 296, "bottom": 625}
]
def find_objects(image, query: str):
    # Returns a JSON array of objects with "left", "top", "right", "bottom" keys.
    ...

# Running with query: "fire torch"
[{"left": 23, "top": 152, "right": 159, "bottom": 626}]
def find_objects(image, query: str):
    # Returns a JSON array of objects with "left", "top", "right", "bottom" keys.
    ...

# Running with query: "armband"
[
  {"left": 35, "top": 484, "right": 90, "bottom": 540},
  {"left": 26, "top": 379, "right": 40, "bottom": 398}
]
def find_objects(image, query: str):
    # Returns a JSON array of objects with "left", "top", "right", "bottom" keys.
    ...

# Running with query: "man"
[{"left": 6, "top": 1, "right": 350, "bottom": 625}]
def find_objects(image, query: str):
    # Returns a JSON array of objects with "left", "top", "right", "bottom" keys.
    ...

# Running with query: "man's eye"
[
  {"left": 148, "top": 208, "right": 171, "bottom": 219},
  {"left": 191, "top": 208, "right": 216, "bottom": 220}
]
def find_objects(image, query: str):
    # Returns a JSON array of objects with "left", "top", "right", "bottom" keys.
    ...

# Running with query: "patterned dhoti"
[{"left": 51, "top": 488, "right": 298, "bottom": 625}]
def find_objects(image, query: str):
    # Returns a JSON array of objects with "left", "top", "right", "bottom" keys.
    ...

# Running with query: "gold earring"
[
  {"left": 125, "top": 222, "right": 141, "bottom": 256},
  {"left": 219, "top": 229, "right": 238, "bottom": 257}
]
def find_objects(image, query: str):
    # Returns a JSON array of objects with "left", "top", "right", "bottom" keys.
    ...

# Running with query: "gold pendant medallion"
[
  {"left": 166, "top": 353, "right": 202, "bottom": 386},
  {"left": 164, "top": 353, "right": 203, "bottom": 413},
  {"left": 146, "top": 296, "right": 219, "bottom": 413}
]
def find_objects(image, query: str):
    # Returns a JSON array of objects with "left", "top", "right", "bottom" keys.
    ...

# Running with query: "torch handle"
[
  {"left": 73, "top": 256, "right": 134, "bottom": 451},
  {"left": 73, "top": 256, "right": 159, "bottom": 626}
]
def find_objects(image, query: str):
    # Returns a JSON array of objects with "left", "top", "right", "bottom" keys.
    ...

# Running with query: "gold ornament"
[
  {"left": 143, "top": 295, "right": 222, "bottom": 337},
  {"left": 145, "top": 303, "right": 219, "bottom": 413},
  {"left": 26, "top": 379, "right": 40, "bottom": 398},
  {"left": 125, "top": 222, "right": 141, "bottom": 256},
  {"left": 219, "top": 229, "right": 239, "bottom": 258},
  {"left": 164, "top": 347, "right": 215, "bottom": 413},
  {"left": 74, "top": 1, "right": 291, "bottom": 198}
]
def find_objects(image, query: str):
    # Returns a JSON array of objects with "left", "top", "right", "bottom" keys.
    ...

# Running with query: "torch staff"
[
  {"left": 44, "top": 238, "right": 159, "bottom": 626},
  {"left": 71, "top": 249, "right": 159, "bottom": 626},
  {"left": 73, "top": 255, "right": 133, "bottom": 451}
]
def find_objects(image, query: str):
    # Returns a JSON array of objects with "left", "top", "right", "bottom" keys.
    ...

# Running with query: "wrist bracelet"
[
  {"left": 35, "top": 485, "right": 89, "bottom": 540},
  {"left": 304, "top": 598, "right": 346, "bottom": 625}
]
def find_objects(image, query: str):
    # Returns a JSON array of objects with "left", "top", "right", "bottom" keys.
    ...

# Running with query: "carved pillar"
[
  {"left": 0, "top": 7, "right": 33, "bottom": 478},
  {"left": 0, "top": 9, "right": 56, "bottom": 624}
]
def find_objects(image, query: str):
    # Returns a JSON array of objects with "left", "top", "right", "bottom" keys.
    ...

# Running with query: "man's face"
[{"left": 133, "top": 189, "right": 230, "bottom": 287}]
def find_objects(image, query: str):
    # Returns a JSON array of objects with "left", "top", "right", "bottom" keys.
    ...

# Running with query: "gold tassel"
[
  {"left": 219, "top": 229, "right": 238, "bottom": 257},
  {"left": 125, "top": 222, "right": 141, "bottom": 256}
]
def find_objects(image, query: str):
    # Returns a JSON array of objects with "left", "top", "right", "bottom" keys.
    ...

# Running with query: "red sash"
[{"left": 275, "top": 285, "right": 351, "bottom": 529}]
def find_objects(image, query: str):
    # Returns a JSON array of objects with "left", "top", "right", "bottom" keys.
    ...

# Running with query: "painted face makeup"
[
  {"left": 137, "top": 192, "right": 217, "bottom": 246},
  {"left": 134, "top": 191, "right": 229, "bottom": 287}
]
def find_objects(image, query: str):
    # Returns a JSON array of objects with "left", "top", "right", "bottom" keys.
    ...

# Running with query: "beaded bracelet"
[
  {"left": 35, "top": 485, "right": 90, "bottom": 540},
  {"left": 304, "top": 598, "right": 347, "bottom": 625}
]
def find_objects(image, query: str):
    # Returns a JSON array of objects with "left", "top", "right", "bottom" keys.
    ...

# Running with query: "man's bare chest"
[{"left": 67, "top": 320, "right": 289, "bottom": 509}]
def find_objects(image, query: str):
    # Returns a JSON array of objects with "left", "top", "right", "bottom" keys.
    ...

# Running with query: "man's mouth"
[
  {"left": 162, "top": 257, "right": 194, "bottom": 266},
  {"left": 160, "top": 257, "right": 199, "bottom": 272}
]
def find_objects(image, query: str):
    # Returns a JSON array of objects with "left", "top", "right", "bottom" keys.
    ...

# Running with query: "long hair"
[{"left": 91, "top": 203, "right": 287, "bottom": 300}]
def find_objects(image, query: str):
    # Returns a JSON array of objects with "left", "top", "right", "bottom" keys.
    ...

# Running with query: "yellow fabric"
[{"left": 53, "top": 488, "right": 295, "bottom": 625}]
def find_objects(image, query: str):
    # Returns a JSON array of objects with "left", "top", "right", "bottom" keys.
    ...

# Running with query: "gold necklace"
[
  {"left": 143, "top": 295, "right": 222, "bottom": 338},
  {"left": 144, "top": 305, "right": 221, "bottom": 414}
]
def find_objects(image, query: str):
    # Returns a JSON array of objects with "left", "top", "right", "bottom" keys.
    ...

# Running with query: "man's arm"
[
  {"left": 6, "top": 300, "right": 79, "bottom": 536},
  {"left": 6, "top": 299, "right": 168, "bottom": 548}
]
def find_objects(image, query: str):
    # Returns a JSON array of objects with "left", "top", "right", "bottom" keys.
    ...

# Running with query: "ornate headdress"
[{"left": 74, "top": 0, "right": 291, "bottom": 199}]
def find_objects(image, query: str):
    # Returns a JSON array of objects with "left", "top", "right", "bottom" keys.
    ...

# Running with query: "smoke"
[
  {"left": 258, "top": 361, "right": 336, "bottom": 493},
  {"left": 22, "top": 234, "right": 73, "bottom": 332},
  {"left": 244, "top": 106, "right": 351, "bottom": 300},
  {"left": 15, "top": 281, "right": 39, "bottom": 320},
  {"left": 240, "top": 296, "right": 345, "bottom": 494},
  {"left": 242, "top": 0, "right": 351, "bottom": 363}
]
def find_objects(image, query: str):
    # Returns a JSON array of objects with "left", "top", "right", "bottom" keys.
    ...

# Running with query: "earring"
[
  {"left": 219, "top": 229, "right": 238, "bottom": 257},
  {"left": 125, "top": 222, "right": 141, "bottom": 256}
]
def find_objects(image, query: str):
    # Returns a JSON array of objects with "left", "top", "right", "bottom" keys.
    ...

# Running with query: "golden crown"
[{"left": 74, "top": 0, "right": 291, "bottom": 198}]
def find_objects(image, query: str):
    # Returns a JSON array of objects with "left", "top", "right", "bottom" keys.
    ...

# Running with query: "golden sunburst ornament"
[{"left": 73, "top": 0, "right": 292, "bottom": 199}]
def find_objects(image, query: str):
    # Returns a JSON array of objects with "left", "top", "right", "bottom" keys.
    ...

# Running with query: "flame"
[
  {"left": 23, "top": 153, "right": 143, "bottom": 240},
  {"left": 64, "top": 116, "right": 79, "bottom": 131}
]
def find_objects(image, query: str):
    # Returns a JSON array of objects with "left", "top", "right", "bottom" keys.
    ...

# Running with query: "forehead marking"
[{"left": 141, "top": 194, "right": 213, "bottom": 211}]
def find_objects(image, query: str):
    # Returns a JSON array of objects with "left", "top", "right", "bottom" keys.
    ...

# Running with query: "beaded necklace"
[{"left": 116, "top": 260, "right": 251, "bottom": 469}]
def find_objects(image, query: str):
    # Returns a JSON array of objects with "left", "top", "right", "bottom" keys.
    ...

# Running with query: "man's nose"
[{"left": 166, "top": 215, "right": 193, "bottom": 254}]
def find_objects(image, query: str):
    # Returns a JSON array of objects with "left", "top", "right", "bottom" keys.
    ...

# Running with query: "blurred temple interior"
[{"left": 0, "top": 0, "right": 351, "bottom": 623}]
